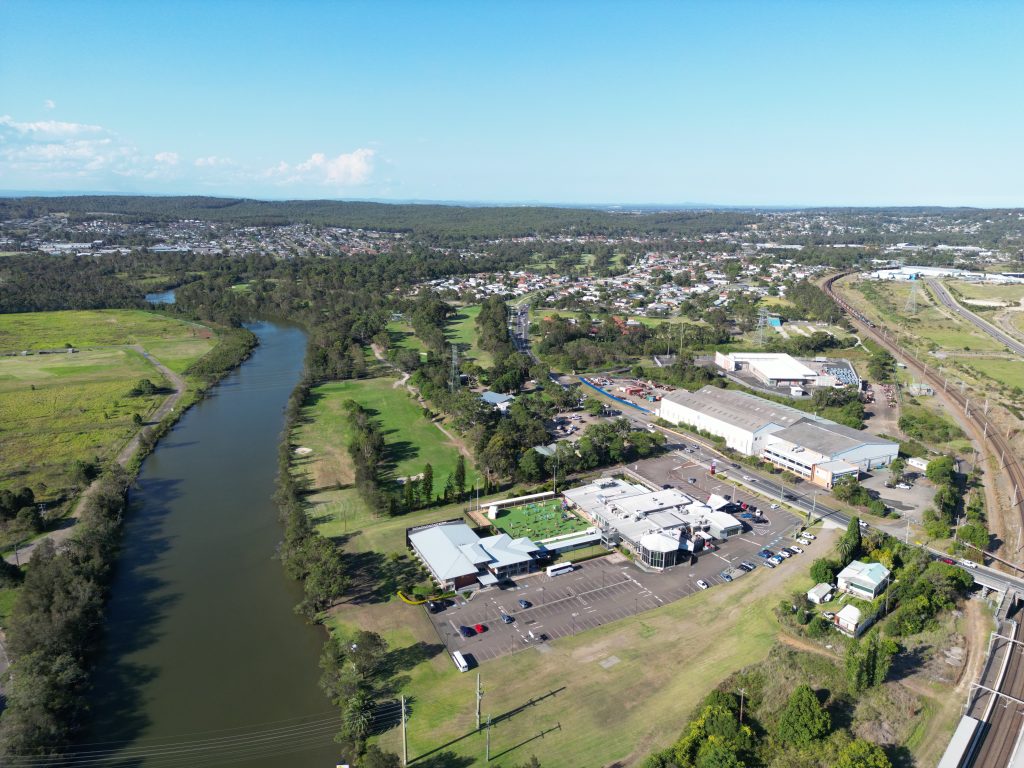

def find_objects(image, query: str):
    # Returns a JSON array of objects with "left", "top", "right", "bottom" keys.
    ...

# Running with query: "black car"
[
  {"left": 500, "top": 613, "right": 514, "bottom": 624},
  {"left": 518, "top": 599, "right": 531, "bottom": 609},
  {"left": 458, "top": 625, "right": 474, "bottom": 638}
]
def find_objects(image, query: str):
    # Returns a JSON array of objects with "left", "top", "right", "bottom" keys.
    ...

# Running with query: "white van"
[{"left": 452, "top": 651, "right": 469, "bottom": 672}]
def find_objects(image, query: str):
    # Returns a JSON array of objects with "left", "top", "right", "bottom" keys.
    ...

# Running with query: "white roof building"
[
  {"left": 837, "top": 560, "right": 891, "bottom": 600},
  {"left": 408, "top": 521, "right": 539, "bottom": 590}
]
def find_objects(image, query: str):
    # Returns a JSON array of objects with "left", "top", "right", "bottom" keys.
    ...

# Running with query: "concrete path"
[{"left": 4, "top": 347, "right": 187, "bottom": 566}]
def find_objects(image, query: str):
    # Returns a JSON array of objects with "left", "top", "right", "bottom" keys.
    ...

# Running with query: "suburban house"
[
  {"left": 836, "top": 560, "right": 891, "bottom": 600},
  {"left": 834, "top": 604, "right": 863, "bottom": 635},
  {"left": 481, "top": 391, "right": 515, "bottom": 413},
  {"left": 807, "top": 583, "right": 834, "bottom": 605}
]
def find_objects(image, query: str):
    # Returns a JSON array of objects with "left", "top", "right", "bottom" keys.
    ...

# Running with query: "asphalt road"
[
  {"left": 429, "top": 492, "right": 804, "bottom": 666},
  {"left": 928, "top": 279, "right": 1024, "bottom": 357}
]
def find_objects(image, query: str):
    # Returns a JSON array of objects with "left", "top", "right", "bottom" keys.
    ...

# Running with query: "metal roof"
[
  {"left": 770, "top": 420, "right": 895, "bottom": 459},
  {"left": 661, "top": 386, "right": 811, "bottom": 434}
]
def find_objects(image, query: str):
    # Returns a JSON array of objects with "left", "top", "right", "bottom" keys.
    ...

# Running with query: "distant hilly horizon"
[{"left": 0, "top": 190, "right": 1011, "bottom": 213}]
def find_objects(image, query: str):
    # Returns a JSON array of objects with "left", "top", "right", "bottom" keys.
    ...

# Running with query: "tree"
[
  {"left": 957, "top": 522, "right": 989, "bottom": 552},
  {"left": 846, "top": 631, "right": 898, "bottom": 692},
  {"left": 926, "top": 455, "right": 956, "bottom": 485},
  {"left": 128, "top": 378, "right": 158, "bottom": 396},
  {"left": 809, "top": 558, "right": 838, "bottom": 585},
  {"left": 888, "top": 458, "right": 906, "bottom": 483},
  {"left": 361, "top": 745, "right": 402, "bottom": 768},
  {"left": 454, "top": 454, "right": 466, "bottom": 500},
  {"left": 775, "top": 684, "right": 830, "bottom": 746},
  {"left": 341, "top": 690, "right": 374, "bottom": 745},
  {"left": 695, "top": 739, "right": 745, "bottom": 768},
  {"left": 836, "top": 518, "right": 861, "bottom": 565},
  {"left": 835, "top": 738, "right": 893, "bottom": 768},
  {"left": 348, "top": 631, "right": 389, "bottom": 679},
  {"left": 420, "top": 463, "right": 434, "bottom": 506}
]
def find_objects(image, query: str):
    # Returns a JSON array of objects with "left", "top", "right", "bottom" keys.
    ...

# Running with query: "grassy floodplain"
[{"left": 0, "top": 310, "right": 216, "bottom": 497}]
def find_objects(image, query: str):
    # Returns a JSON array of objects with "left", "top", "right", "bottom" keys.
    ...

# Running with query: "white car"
[
  {"left": 797, "top": 537, "right": 812, "bottom": 546},
  {"left": 742, "top": 475, "right": 752, "bottom": 481},
  {"left": 790, "top": 545, "right": 804, "bottom": 554},
  {"left": 959, "top": 559, "right": 979, "bottom": 569},
  {"left": 697, "top": 579, "right": 710, "bottom": 590},
  {"left": 896, "top": 483, "right": 912, "bottom": 490},
  {"left": 777, "top": 549, "right": 792, "bottom": 559},
  {"left": 800, "top": 532, "right": 816, "bottom": 540},
  {"left": 770, "top": 503, "right": 780, "bottom": 510}
]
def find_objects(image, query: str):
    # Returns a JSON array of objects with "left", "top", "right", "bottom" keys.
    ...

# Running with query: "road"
[
  {"left": 824, "top": 273, "right": 1024, "bottom": 573},
  {"left": 4, "top": 346, "right": 187, "bottom": 567},
  {"left": 928, "top": 279, "right": 1024, "bottom": 357}
]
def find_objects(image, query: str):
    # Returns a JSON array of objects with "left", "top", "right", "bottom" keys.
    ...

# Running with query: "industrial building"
[
  {"left": 407, "top": 520, "right": 540, "bottom": 590},
  {"left": 714, "top": 351, "right": 818, "bottom": 387},
  {"left": 659, "top": 386, "right": 898, "bottom": 487},
  {"left": 562, "top": 479, "right": 742, "bottom": 570}
]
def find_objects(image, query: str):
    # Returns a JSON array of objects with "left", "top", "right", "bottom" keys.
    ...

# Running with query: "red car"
[
  {"left": 939, "top": 557, "right": 955, "bottom": 565},
  {"left": 474, "top": 623, "right": 486, "bottom": 633}
]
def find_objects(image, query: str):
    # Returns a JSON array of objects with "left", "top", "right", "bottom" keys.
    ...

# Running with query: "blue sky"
[{"left": 1, "top": 1, "right": 1021, "bottom": 206}]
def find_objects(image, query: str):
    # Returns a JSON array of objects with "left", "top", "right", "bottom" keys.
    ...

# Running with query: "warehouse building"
[
  {"left": 562, "top": 479, "right": 741, "bottom": 570},
  {"left": 714, "top": 351, "right": 818, "bottom": 387},
  {"left": 659, "top": 386, "right": 809, "bottom": 455},
  {"left": 659, "top": 386, "right": 898, "bottom": 487}
]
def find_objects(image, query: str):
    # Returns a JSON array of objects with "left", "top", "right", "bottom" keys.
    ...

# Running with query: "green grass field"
[
  {"left": 386, "top": 319, "right": 426, "bottom": 356},
  {"left": 0, "top": 349, "right": 166, "bottom": 495},
  {"left": 957, "top": 356, "right": 1024, "bottom": 390},
  {"left": 326, "top": 553, "right": 819, "bottom": 767},
  {"left": 0, "top": 310, "right": 217, "bottom": 497},
  {"left": 292, "top": 376, "right": 478, "bottom": 500},
  {"left": 0, "top": 309, "right": 214, "bottom": 352},
  {"left": 492, "top": 499, "right": 588, "bottom": 540},
  {"left": 447, "top": 305, "right": 493, "bottom": 368},
  {"left": 947, "top": 280, "right": 1024, "bottom": 303}
]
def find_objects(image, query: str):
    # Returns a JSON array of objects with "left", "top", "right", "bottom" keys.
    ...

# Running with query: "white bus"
[
  {"left": 546, "top": 562, "right": 574, "bottom": 577},
  {"left": 451, "top": 651, "right": 469, "bottom": 672}
]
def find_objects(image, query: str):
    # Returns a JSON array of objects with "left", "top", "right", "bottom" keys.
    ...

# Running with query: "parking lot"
[{"left": 427, "top": 502, "right": 806, "bottom": 666}]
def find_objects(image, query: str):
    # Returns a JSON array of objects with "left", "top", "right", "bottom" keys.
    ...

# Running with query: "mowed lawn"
[
  {"left": 327, "top": 559, "right": 814, "bottom": 767},
  {"left": 386, "top": 319, "right": 426, "bottom": 356},
  {"left": 447, "top": 305, "right": 493, "bottom": 368},
  {"left": 292, "top": 376, "right": 477, "bottom": 501},
  {"left": 0, "top": 348, "right": 166, "bottom": 494}
]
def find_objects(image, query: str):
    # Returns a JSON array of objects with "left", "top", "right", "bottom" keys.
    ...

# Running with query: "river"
[{"left": 85, "top": 321, "right": 339, "bottom": 767}]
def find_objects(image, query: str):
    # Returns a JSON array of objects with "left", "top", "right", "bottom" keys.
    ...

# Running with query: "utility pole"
[
  {"left": 485, "top": 715, "right": 492, "bottom": 762},
  {"left": 476, "top": 673, "right": 483, "bottom": 730},
  {"left": 738, "top": 687, "right": 746, "bottom": 724},
  {"left": 401, "top": 695, "right": 408, "bottom": 767}
]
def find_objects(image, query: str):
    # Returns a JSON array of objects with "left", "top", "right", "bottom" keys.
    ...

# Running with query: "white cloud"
[
  {"left": 154, "top": 151, "right": 179, "bottom": 165},
  {"left": 194, "top": 155, "right": 232, "bottom": 167},
  {"left": 0, "top": 114, "right": 104, "bottom": 138},
  {"left": 268, "top": 148, "right": 375, "bottom": 186},
  {"left": 43, "top": 99, "right": 56, "bottom": 110}
]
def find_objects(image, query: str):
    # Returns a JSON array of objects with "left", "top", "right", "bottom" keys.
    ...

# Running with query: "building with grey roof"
[
  {"left": 659, "top": 385, "right": 897, "bottom": 488},
  {"left": 837, "top": 560, "right": 891, "bottom": 600},
  {"left": 659, "top": 386, "right": 811, "bottom": 455},
  {"left": 407, "top": 520, "right": 539, "bottom": 590},
  {"left": 562, "top": 478, "right": 741, "bottom": 570}
]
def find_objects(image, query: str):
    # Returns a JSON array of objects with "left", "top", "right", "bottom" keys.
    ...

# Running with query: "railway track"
[
  {"left": 822, "top": 273, "right": 1024, "bottom": 568},
  {"left": 971, "top": 613, "right": 1024, "bottom": 767}
]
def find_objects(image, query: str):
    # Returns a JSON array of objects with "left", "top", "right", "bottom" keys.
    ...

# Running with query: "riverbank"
[{"left": 0, "top": 322, "right": 258, "bottom": 755}]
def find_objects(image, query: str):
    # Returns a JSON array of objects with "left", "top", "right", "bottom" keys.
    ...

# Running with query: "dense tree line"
[
  {"left": 785, "top": 281, "right": 845, "bottom": 324},
  {"left": 0, "top": 468, "right": 129, "bottom": 756}
]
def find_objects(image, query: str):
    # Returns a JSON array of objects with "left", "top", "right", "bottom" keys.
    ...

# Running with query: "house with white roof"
[
  {"left": 407, "top": 521, "right": 539, "bottom": 591},
  {"left": 837, "top": 560, "right": 891, "bottom": 600}
]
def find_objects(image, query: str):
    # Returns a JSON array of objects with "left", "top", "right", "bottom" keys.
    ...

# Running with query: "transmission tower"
[
  {"left": 449, "top": 344, "right": 460, "bottom": 392},
  {"left": 904, "top": 280, "right": 918, "bottom": 315},
  {"left": 756, "top": 306, "right": 771, "bottom": 346}
]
